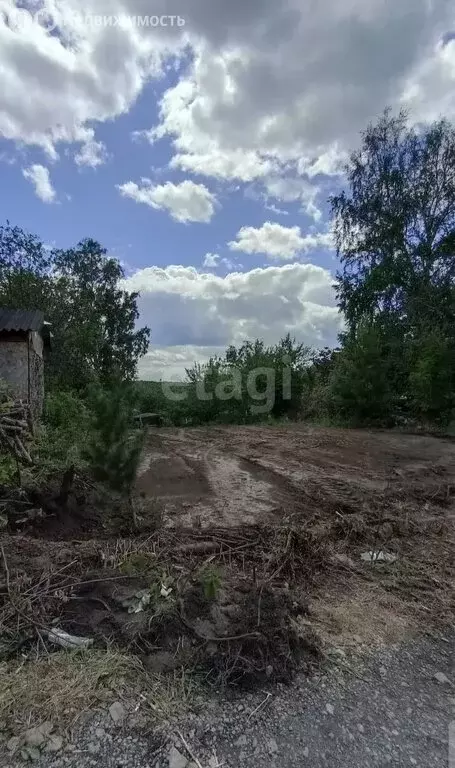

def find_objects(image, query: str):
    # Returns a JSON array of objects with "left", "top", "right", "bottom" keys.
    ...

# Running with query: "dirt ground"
[
  {"left": 1, "top": 423, "right": 454, "bottom": 745},
  {"left": 136, "top": 423, "right": 455, "bottom": 529},
  {"left": 135, "top": 423, "right": 455, "bottom": 644}
]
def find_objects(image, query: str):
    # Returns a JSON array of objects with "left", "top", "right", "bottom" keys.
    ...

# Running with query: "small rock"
[
  {"left": 109, "top": 701, "right": 126, "bottom": 724},
  {"left": 326, "top": 704, "right": 335, "bottom": 715},
  {"left": 357, "top": 724, "right": 365, "bottom": 733},
  {"left": 168, "top": 745, "right": 188, "bottom": 768},
  {"left": 208, "top": 756, "right": 219, "bottom": 768},
  {"left": 235, "top": 735, "right": 248, "bottom": 747},
  {"left": 303, "top": 746, "right": 309, "bottom": 758},
  {"left": 45, "top": 734, "right": 63, "bottom": 753},
  {"left": 7, "top": 736, "right": 21, "bottom": 753},
  {"left": 24, "top": 722, "right": 52, "bottom": 748},
  {"left": 434, "top": 672, "right": 450, "bottom": 685},
  {"left": 21, "top": 745, "right": 41, "bottom": 762},
  {"left": 267, "top": 738, "right": 278, "bottom": 754},
  {"left": 87, "top": 742, "right": 100, "bottom": 755},
  {"left": 95, "top": 728, "right": 106, "bottom": 739}
]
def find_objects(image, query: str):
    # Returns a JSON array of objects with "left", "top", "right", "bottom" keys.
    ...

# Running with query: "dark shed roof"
[{"left": 0, "top": 308, "right": 45, "bottom": 333}]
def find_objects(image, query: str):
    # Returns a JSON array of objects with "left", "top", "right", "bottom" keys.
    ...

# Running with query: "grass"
[
  {"left": 0, "top": 649, "right": 135, "bottom": 732},
  {"left": 0, "top": 648, "right": 198, "bottom": 735}
]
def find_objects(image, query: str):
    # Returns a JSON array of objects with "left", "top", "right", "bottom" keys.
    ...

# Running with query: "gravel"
[{"left": 1, "top": 631, "right": 452, "bottom": 768}]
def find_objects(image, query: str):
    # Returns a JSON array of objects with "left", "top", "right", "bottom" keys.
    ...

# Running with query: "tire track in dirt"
[{"left": 135, "top": 427, "right": 289, "bottom": 528}]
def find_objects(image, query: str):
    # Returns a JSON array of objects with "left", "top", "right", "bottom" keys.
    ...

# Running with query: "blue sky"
[{"left": 0, "top": 1, "right": 453, "bottom": 377}]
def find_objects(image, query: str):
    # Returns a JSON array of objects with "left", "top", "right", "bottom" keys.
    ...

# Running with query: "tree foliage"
[
  {"left": 0, "top": 223, "right": 150, "bottom": 390},
  {"left": 331, "top": 110, "right": 455, "bottom": 335},
  {"left": 82, "top": 385, "right": 144, "bottom": 496},
  {"left": 329, "top": 111, "right": 455, "bottom": 426}
]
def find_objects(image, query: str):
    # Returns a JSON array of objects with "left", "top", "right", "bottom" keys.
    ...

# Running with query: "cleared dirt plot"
[
  {"left": 1, "top": 424, "right": 454, "bottom": 736},
  {"left": 136, "top": 423, "right": 455, "bottom": 531}
]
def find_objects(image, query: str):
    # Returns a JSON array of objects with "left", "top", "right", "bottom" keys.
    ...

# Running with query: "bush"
[
  {"left": 327, "top": 323, "right": 394, "bottom": 426},
  {"left": 83, "top": 385, "right": 144, "bottom": 497},
  {"left": 34, "top": 391, "right": 91, "bottom": 472}
]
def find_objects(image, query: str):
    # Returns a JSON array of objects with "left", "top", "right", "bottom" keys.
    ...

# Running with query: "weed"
[{"left": 198, "top": 565, "right": 222, "bottom": 601}]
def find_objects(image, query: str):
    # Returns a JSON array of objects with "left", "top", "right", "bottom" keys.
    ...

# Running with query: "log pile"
[{"left": 0, "top": 400, "right": 33, "bottom": 466}]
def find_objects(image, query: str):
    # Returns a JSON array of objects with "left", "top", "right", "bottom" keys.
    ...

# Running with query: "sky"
[{"left": 0, "top": 1, "right": 454, "bottom": 379}]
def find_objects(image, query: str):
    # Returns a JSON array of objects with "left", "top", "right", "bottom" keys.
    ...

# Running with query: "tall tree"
[
  {"left": 0, "top": 225, "right": 150, "bottom": 389},
  {"left": 331, "top": 110, "right": 455, "bottom": 334},
  {"left": 329, "top": 111, "right": 455, "bottom": 425},
  {"left": 52, "top": 239, "right": 150, "bottom": 387}
]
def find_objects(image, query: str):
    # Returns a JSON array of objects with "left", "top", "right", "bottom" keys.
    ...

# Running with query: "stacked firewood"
[{"left": 0, "top": 400, "right": 33, "bottom": 465}]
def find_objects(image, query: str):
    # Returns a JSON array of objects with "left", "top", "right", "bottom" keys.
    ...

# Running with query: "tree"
[
  {"left": 331, "top": 110, "right": 455, "bottom": 335},
  {"left": 52, "top": 239, "right": 150, "bottom": 387},
  {"left": 0, "top": 222, "right": 54, "bottom": 310},
  {"left": 0, "top": 225, "right": 150, "bottom": 390},
  {"left": 185, "top": 334, "right": 311, "bottom": 424},
  {"left": 330, "top": 111, "right": 455, "bottom": 425},
  {"left": 328, "top": 322, "right": 394, "bottom": 426},
  {"left": 83, "top": 385, "right": 145, "bottom": 526}
]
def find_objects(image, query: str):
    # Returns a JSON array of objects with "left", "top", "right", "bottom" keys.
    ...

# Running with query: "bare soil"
[
  {"left": 1, "top": 424, "right": 454, "bottom": 705},
  {"left": 136, "top": 423, "right": 455, "bottom": 530}
]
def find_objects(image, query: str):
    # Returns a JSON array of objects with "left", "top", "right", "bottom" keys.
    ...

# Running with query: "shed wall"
[{"left": 0, "top": 338, "right": 29, "bottom": 401}]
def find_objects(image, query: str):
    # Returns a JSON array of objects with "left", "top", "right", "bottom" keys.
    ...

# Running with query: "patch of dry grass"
[
  {"left": 309, "top": 578, "right": 416, "bottom": 650},
  {"left": 0, "top": 648, "right": 196, "bottom": 735},
  {"left": 0, "top": 649, "right": 135, "bottom": 732}
]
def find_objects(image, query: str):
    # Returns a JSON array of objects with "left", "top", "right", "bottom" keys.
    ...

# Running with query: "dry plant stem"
[
  {"left": 247, "top": 691, "right": 272, "bottom": 722},
  {"left": 175, "top": 730, "right": 204, "bottom": 768},
  {"left": 0, "top": 543, "right": 52, "bottom": 635}
]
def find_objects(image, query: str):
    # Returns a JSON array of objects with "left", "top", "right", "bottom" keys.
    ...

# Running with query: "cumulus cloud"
[
  {"left": 22, "top": 164, "right": 56, "bottom": 203},
  {"left": 228, "top": 222, "right": 333, "bottom": 260},
  {"left": 1, "top": 0, "right": 451, "bottom": 182},
  {"left": 400, "top": 38, "right": 455, "bottom": 123},
  {"left": 147, "top": 0, "right": 454, "bottom": 186},
  {"left": 125, "top": 262, "right": 343, "bottom": 376},
  {"left": 74, "top": 140, "right": 108, "bottom": 168},
  {"left": 170, "top": 149, "right": 277, "bottom": 182},
  {"left": 0, "top": 1, "right": 183, "bottom": 158},
  {"left": 203, "top": 252, "right": 219, "bottom": 267},
  {"left": 139, "top": 344, "right": 223, "bottom": 380},
  {"left": 263, "top": 176, "right": 323, "bottom": 221},
  {"left": 117, "top": 179, "right": 217, "bottom": 222}
]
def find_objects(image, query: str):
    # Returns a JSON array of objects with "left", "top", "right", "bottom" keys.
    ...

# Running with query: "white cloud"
[
  {"left": 0, "top": 0, "right": 452, "bottom": 176},
  {"left": 202, "top": 252, "right": 240, "bottom": 271},
  {"left": 170, "top": 149, "right": 277, "bottom": 182},
  {"left": 297, "top": 145, "right": 348, "bottom": 178},
  {"left": 0, "top": 1, "right": 181, "bottom": 158},
  {"left": 263, "top": 176, "right": 323, "bottom": 221},
  {"left": 265, "top": 203, "right": 289, "bottom": 216},
  {"left": 139, "top": 344, "right": 223, "bottom": 380},
  {"left": 400, "top": 38, "right": 455, "bottom": 123},
  {"left": 203, "top": 252, "right": 219, "bottom": 267},
  {"left": 74, "top": 140, "right": 108, "bottom": 168},
  {"left": 22, "top": 164, "right": 56, "bottom": 203},
  {"left": 125, "top": 262, "right": 343, "bottom": 374},
  {"left": 228, "top": 222, "right": 333, "bottom": 260},
  {"left": 117, "top": 179, "right": 217, "bottom": 223},
  {"left": 148, "top": 1, "right": 454, "bottom": 189}
]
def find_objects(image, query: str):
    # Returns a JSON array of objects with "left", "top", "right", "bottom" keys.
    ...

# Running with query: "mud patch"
[{"left": 136, "top": 443, "right": 210, "bottom": 503}]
